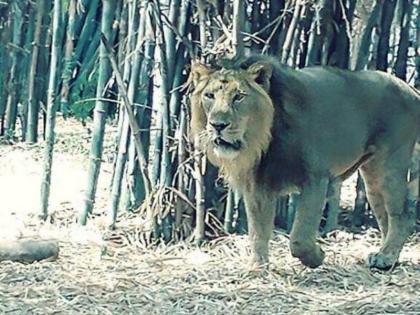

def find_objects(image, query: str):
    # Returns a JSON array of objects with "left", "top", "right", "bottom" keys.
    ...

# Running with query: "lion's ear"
[
  {"left": 247, "top": 62, "right": 273, "bottom": 91},
  {"left": 189, "top": 63, "right": 211, "bottom": 87}
]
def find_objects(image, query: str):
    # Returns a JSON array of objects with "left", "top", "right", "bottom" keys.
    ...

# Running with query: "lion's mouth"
[{"left": 213, "top": 137, "right": 242, "bottom": 151}]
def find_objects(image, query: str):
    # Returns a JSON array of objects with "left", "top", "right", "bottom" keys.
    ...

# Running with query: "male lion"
[{"left": 189, "top": 55, "right": 420, "bottom": 270}]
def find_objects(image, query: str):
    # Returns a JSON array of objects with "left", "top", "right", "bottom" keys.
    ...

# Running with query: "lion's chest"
[{"left": 255, "top": 145, "right": 307, "bottom": 195}]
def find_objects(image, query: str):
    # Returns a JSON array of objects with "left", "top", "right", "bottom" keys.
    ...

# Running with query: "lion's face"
[
  {"left": 190, "top": 62, "right": 275, "bottom": 177},
  {"left": 201, "top": 72, "right": 252, "bottom": 159}
]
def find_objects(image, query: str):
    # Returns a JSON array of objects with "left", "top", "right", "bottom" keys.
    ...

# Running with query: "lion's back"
[
  {"left": 295, "top": 66, "right": 420, "bottom": 118},
  {"left": 270, "top": 65, "right": 420, "bottom": 175}
]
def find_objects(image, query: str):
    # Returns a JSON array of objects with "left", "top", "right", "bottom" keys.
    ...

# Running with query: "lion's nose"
[{"left": 210, "top": 121, "right": 230, "bottom": 132}]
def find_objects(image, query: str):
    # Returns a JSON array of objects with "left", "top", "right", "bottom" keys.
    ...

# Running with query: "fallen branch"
[{"left": 0, "top": 239, "right": 59, "bottom": 263}]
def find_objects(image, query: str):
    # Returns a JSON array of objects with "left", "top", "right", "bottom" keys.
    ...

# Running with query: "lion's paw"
[
  {"left": 291, "top": 241, "right": 325, "bottom": 268},
  {"left": 248, "top": 256, "right": 269, "bottom": 270},
  {"left": 300, "top": 248, "right": 325, "bottom": 268},
  {"left": 367, "top": 252, "right": 398, "bottom": 270}
]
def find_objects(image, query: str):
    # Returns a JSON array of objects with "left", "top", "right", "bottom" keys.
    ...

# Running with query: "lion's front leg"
[
  {"left": 243, "top": 192, "right": 276, "bottom": 268},
  {"left": 290, "top": 177, "right": 329, "bottom": 268}
]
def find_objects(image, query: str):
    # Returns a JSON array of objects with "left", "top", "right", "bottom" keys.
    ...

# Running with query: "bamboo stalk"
[
  {"left": 72, "top": 0, "right": 100, "bottom": 69},
  {"left": 152, "top": 0, "right": 175, "bottom": 241},
  {"left": 59, "top": 0, "right": 77, "bottom": 117},
  {"left": 276, "top": 196, "right": 289, "bottom": 230},
  {"left": 376, "top": 0, "right": 397, "bottom": 71},
  {"left": 393, "top": 0, "right": 413, "bottom": 80},
  {"left": 116, "top": 2, "right": 129, "bottom": 68},
  {"left": 175, "top": 104, "right": 187, "bottom": 228},
  {"left": 192, "top": 0, "right": 210, "bottom": 242},
  {"left": 305, "top": 0, "right": 334, "bottom": 66},
  {"left": 71, "top": 29, "right": 101, "bottom": 89},
  {"left": 281, "top": 0, "right": 302, "bottom": 64},
  {"left": 263, "top": 0, "right": 288, "bottom": 55},
  {"left": 232, "top": 0, "right": 244, "bottom": 57},
  {"left": 100, "top": 34, "right": 152, "bottom": 198},
  {"left": 323, "top": 181, "right": 342, "bottom": 234},
  {"left": 287, "top": 193, "right": 297, "bottom": 233},
  {"left": 353, "top": 172, "right": 367, "bottom": 227},
  {"left": 290, "top": 17, "right": 302, "bottom": 67},
  {"left": 250, "top": 0, "right": 262, "bottom": 52},
  {"left": 0, "top": 19, "right": 9, "bottom": 129},
  {"left": 4, "top": 2, "right": 24, "bottom": 140},
  {"left": 108, "top": 0, "right": 143, "bottom": 228},
  {"left": 125, "top": 2, "right": 154, "bottom": 205},
  {"left": 164, "top": 0, "right": 180, "bottom": 83},
  {"left": 148, "top": 5, "right": 162, "bottom": 192},
  {"left": 109, "top": 1, "right": 132, "bottom": 191},
  {"left": 78, "top": 0, "right": 116, "bottom": 225},
  {"left": 26, "top": 0, "right": 52, "bottom": 142},
  {"left": 269, "top": 0, "right": 285, "bottom": 55},
  {"left": 125, "top": 1, "right": 155, "bottom": 210},
  {"left": 110, "top": 3, "right": 133, "bottom": 174},
  {"left": 328, "top": 0, "right": 354, "bottom": 69},
  {"left": 151, "top": 0, "right": 172, "bottom": 189},
  {"left": 169, "top": 46, "right": 188, "bottom": 129},
  {"left": 38, "top": 0, "right": 52, "bottom": 141},
  {"left": 168, "top": 0, "right": 191, "bottom": 127},
  {"left": 224, "top": 188, "right": 234, "bottom": 234},
  {"left": 235, "top": 191, "right": 247, "bottom": 234},
  {"left": 19, "top": 2, "right": 36, "bottom": 140},
  {"left": 193, "top": 148, "right": 206, "bottom": 243},
  {"left": 355, "top": 0, "right": 384, "bottom": 70},
  {"left": 196, "top": 0, "right": 207, "bottom": 54},
  {"left": 143, "top": 3, "right": 164, "bottom": 239},
  {"left": 298, "top": 2, "right": 314, "bottom": 68},
  {"left": 39, "top": 0, "right": 62, "bottom": 219}
]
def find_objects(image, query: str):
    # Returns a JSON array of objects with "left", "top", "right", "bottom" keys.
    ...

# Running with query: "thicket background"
[{"left": 0, "top": 0, "right": 419, "bottom": 242}]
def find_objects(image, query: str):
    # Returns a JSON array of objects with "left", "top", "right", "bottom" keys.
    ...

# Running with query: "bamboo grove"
[{"left": 0, "top": 0, "right": 419, "bottom": 242}]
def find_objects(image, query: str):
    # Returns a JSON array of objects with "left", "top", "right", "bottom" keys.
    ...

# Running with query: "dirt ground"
[{"left": 0, "top": 118, "right": 419, "bottom": 315}]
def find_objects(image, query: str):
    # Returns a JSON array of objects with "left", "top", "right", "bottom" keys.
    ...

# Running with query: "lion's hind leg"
[
  {"left": 361, "top": 144, "right": 416, "bottom": 270},
  {"left": 359, "top": 168, "right": 388, "bottom": 240}
]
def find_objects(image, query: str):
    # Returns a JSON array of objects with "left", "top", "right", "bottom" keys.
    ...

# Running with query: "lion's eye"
[
  {"left": 204, "top": 92, "right": 215, "bottom": 100},
  {"left": 233, "top": 93, "right": 245, "bottom": 102}
]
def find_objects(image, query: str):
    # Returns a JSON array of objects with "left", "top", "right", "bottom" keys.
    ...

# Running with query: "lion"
[{"left": 189, "top": 55, "right": 420, "bottom": 270}]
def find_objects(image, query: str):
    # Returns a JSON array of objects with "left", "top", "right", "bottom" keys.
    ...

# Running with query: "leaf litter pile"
[
  {"left": 1, "top": 221, "right": 420, "bottom": 315},
  {"left": 1, "top": 118, "right": 420, "bottom": 315}
]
